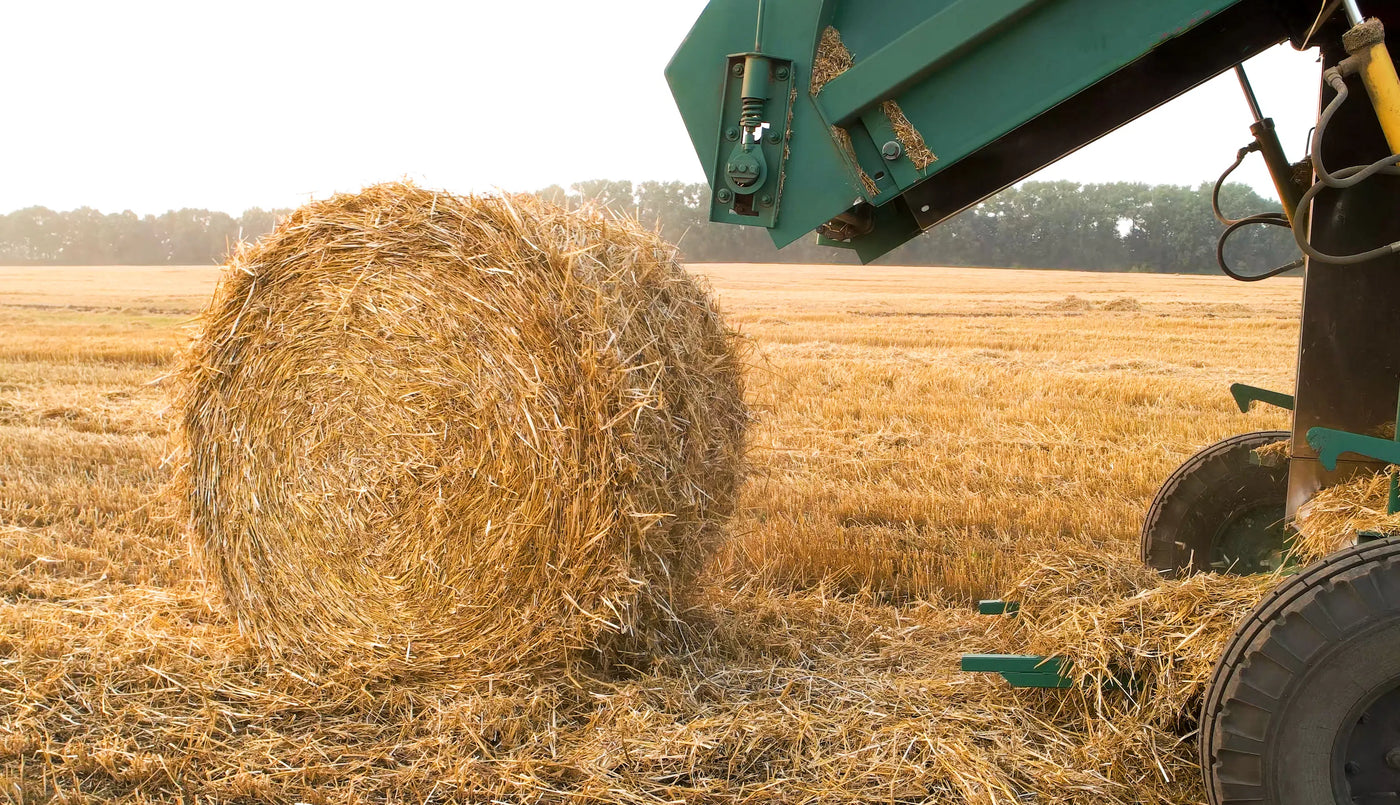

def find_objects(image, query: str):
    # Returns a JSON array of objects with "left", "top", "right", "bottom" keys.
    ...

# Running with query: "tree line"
[{"left": 0, "top": 180, "right": 1297, "bottom": 275}]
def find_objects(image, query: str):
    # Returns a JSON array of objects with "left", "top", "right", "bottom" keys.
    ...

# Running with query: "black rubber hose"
[
  {"left": 1289, "top": 69, "right": 1400, "bottom": 265},
  {"left": 1212, "top": 144, "right": 1259, "bottom": 227},
  {"left": 1217, "top": 214, "right": 1304, "bottom": 281}
]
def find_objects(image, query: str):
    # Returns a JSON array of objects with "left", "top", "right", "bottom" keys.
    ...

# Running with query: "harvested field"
[{"left": 0, "top": 259, "right": 1305, "bottom": 802}]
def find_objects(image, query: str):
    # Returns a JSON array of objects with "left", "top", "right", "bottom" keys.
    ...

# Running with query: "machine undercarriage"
[{"left": 669, "top": 1, "right": 1400, "bottom": 800}]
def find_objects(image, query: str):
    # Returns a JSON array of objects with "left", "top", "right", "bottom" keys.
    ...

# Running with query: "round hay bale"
[{"left": 178, "top": 183, "right": 747, "bottom": 680}]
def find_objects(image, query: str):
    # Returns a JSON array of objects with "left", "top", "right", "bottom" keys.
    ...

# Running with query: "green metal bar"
[
  {"left": 999, "top": 671, "right": 1076, "bottom": 689},
  {"left": 960, "top": 654, "right": 1061, "bottom": 673},
  {"left": 961, "top": 654, "right": 1074, "bottom": 688},
  {"left": 977, "top": 600, "right": 1020, "bottom": 615},
  {"left": 1230, "top": 383, "right": 1296, "bottom": 413},
  {"left": 816, "top": 0, "right": 1049, "bottom": 125},
  {"left": 754, "top": 0, "right": 766, "bottom": 51},
  {"left": 1307, "top": 427, "right": 1400, "bottom": 471}
]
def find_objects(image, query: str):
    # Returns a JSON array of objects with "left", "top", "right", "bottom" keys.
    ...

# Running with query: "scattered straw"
[
  {"left": 1293, "top": 469, "right": 1399, "bottom": 562},
  {"left": 830, "top": 126, "right": 880, "bottom": 198},
  {"left": 1252, "top": 437, "right": 1290, "bottom": 464},
  {"left": 6, "top": 531, "right": 1286, "bottom": 802},
  {"left": 882, "top": 101, "right": 937, "bottom": 171},
  {"left": 1047, "top": 294, "right": 1094, "bottom": 311},
  {"left": 177, "top": 183, "right": 748, "bottom": 681},
  {"left": 810, "top": 26, "right": 853, "bottom": 95},
  {"left": 1101, "top": 296, "right": 1143, "bottom": 312}
]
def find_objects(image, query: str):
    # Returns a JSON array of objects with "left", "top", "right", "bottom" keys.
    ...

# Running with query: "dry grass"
[
  {"left": 882, "top": 101, "right": 936, "bottom": 171},
  {"left": 0, "top": 258, "right": 1308, "bottom": 802},
  {"left": 810, "top": 27, "right": 853, "bottom": 96},
  {"left": 1293, "top": 469, "right": 1400, "bottom": 561}
]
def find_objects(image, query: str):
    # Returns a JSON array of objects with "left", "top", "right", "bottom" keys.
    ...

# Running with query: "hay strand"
[
  {"left": 882, "top": 101, "right": 937, "bottom": 171},
  {"left": 810, "top": 26, "right": 853, "bottom": 95},
  {"left": 1293, "top": 469, "right": 1399, "bottom": 562}
]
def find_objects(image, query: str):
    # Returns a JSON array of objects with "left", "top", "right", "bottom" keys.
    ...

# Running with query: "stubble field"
[{"left": 0, "top": 263, "right": 1299, "bottom": 803}]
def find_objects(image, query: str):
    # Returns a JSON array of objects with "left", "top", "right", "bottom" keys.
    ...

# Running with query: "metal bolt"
[
  {"left": 881, "top": 141, "right": 903, "bottom": 161},
  {"left": 725, "top": 127, "right": 739, "bottom": 142},
  {"left": 1387, "top": 747, "right": 1400, "bottom": 770},
  {"left": 775, "top": 66, "right": 790, "bottom": 80},
  {"left": 759, "top": 194, "right": 773, "bottom": 207},
  {"left": 717, "top": 189, "right": 733, "bottom": 203},
  {"left": 732, "top": 63, "right": 744, "bottom": 77},
  {"left": 766, "top": 130, "right": 782, "bottom": 144}
]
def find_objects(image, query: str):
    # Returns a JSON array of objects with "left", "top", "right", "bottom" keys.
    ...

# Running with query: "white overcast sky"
[{"left": 2, "top": 1, "right": 1324, "bottom": 215}]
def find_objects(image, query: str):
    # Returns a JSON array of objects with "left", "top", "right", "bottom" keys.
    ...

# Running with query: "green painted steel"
[
  {"left": 999, "top": 671, "right": 1077, "bottom": 689},
  {"left": 961, "top": 654, "right": 1074, "bottom": 688},
  {"left": 710, "top": 54, "right": 795, "bottom": 228},
  {"left": 1231, "top": 383, "right": 1297, "bottom": 413},
  {"left": 814, "top": 0, "right": 1050, "bottom": 126},
  {"left": 1308, "top": 384, "right": 1400, "bottom": 523},
  {"left": 668, "top": 0, "right": 1249, "bottom": 262},
  {"left": 1308, "top": 428, "right": 1400, "bottom": 471},
  {"left": 977, "top": 600, "right": 1020, "bottom": 616}
]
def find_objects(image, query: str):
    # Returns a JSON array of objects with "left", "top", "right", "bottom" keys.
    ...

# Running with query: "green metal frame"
[
  {"left": 961, "top": 653, "right": 1073, "bottom": 688},
  {"left": 1231, "top": 383, "right": 1296, "bottom": 413},
  {"left": 961, "top": 600, "right": 1074, "bottom": 688},
  {"left": 668, "top": 0, "right": 1256, "bottom": 262},
  {"left": 977, "top": 599, "right": 1019, "bottom": 616},
  {"left": 1306, "top": 384, "right": 1400, "bottom": 523}
]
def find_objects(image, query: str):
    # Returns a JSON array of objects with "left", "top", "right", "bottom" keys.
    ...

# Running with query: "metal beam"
[{"left": 816, "top": 0, "right": 1048, "bottom": 125}]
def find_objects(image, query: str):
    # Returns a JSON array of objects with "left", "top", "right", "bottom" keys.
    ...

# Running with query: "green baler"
[{"left": 668, "top": 2, "right": 1400, "bottom": 802}]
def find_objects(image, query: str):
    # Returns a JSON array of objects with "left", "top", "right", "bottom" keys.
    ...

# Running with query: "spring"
[{"left": 740, "top": 96, "right": 766, "bottom": 135}]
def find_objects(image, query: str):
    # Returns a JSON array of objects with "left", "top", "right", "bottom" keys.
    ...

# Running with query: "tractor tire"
[
  {"left": 1200, "top": 538, "right": 1400, "bottom": 804},
  {"left": 1140, "top": 430, "right": 1290, "bottom": 577}
]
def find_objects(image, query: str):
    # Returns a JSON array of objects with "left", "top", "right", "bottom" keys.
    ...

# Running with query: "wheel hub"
[
  {"left": 1340, "top": 683, "right": 1400, "bottom": 802},
  {"left": 1210, "top": 502, "right": 1291, "bottom": 574}
]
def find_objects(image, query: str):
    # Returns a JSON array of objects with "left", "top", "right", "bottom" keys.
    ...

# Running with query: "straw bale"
[{"left": 177, "top": 183, "right": 747, "bottom": 680}]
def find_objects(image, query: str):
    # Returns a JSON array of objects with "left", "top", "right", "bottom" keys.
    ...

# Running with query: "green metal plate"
[{"left": 668, "top": 0, "right": 1250, "bottom": 261}]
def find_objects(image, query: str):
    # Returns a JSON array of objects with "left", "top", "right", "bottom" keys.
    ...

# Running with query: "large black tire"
[
  {"left": 1200, "top": 539, "right": 1400, "bottom": 804},
  {"left": 1141, "top": 431, "right": 1290, "bottom": 577}
]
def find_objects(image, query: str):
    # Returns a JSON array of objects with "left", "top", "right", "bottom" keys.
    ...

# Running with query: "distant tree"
[
  {"left": 571, "top": 179, "right": 635, "bottom": 212},
  {"left": 237, "top": 207, "right": 286, "bottom": 242},
  {"left": 534, "top": 184, "right": 570, "bottom": 208},
  {"left": 0, "top": 181, "right": 1303, "bottom": 272}
]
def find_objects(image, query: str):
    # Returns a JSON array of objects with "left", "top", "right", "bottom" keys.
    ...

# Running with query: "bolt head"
[
  {"left": 732, "top": 63, "right": 744, "bottom": 77},
  {"left": 881, "top": 141, "right": 903, "bottom": 161},
  {"left": 759, "top": 194, "right": 774, "bottom": 207},
  {"left": 766, "top": 130, "right": 782, "bottom": 144},
  {"left": 1387, "top": 747, "right": 1400, "bottom": 770},
  {"left": 717, "top": 189, "right": 733, "bottom": 203},
  {"left": 775, "top": 66, "right": 790, "bottom": 80},
  {"left": 725, "top": 127, "right": 739, "bottom": 142}
]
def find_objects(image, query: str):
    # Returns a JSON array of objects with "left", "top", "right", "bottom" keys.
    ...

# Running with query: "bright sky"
[{"left": 1, "top": 1, "right": 1325, "bottom": 216}]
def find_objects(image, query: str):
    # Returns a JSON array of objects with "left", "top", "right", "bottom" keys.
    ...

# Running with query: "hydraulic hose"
[
  {"left": 1212, "top": 138, "right": 1302, "bottom": 281},
  {"left": 1289, "top": 68, "right": 1400, "bottom": 265}
]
